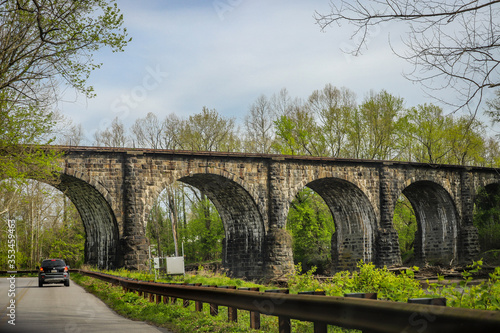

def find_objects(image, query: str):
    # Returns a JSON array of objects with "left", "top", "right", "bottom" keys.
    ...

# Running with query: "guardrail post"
[
  {"left": 203, "top": 285, "right": 218, "bottom": 316},
  {"left": 219, "top": 286, "right": 238, "bottom": 322},
  {"left": 156, "top": 294, "right": 161, "bottom": 304},
  {"left": 239, "top": 287, "right": 260, "bottom": 329},
  {"left": 265, "top": 289, "right": 290, "bottom": 333},
  {"left": 149, "top": 293, "right": 155, "bottom": 303},
  {"left": 298, "top": 291, "right": 327, "bottom": 333},
  {"left": 163, "top": 295, "right": 169, "bottom": 304},
  {"left": 195, "top": 300, "right": 203, "bottom": 312}
]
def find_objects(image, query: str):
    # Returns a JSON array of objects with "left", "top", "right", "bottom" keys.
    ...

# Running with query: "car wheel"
[
  {"left": 64, "top": 279, "right": 70, "bottom": 287},
  {"left": 38, "top": 280, "right": 43, "bottom": 287}
]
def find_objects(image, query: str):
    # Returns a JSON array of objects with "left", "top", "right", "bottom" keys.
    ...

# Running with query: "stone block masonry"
[{"left": 41, "top": 147, "right": 496, "bottom": 280}]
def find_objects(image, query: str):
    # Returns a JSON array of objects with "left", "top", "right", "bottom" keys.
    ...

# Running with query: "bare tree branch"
[{"left": 315, "top": 0, "right": 500, "bottom": 113}]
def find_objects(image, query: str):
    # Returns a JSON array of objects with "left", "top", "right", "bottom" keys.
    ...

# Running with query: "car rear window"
[{"left": 42, "top": 259, "right": 66, "bottom": 268}]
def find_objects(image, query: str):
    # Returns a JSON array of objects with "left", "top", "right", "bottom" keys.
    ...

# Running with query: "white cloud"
[{"left": 59, "top": 0, "right": 464, "bottom": 134}]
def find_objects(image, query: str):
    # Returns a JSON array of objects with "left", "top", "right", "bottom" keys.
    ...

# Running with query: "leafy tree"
[
  {"left": 486, "top": 90, "right": 500, "bottom": 121},
  {"left": 357, "top": 90, "right": 405, "bottom": 160},
  {"left": 273, "top": 106, "right": 328, "bottom": 156},
  {"left": 315, "top": 1, "right": 500, "bottom": 111},
  {"left": 286, "top": 188, "right": 335, "bottom": 273},
  {"left": 308, "top": 84, "right": 357, "bottom": 157},
  {"left": 181, "top": 197, "right": 224, "bottom": 263},
  {"left": 0, "top": 98, "right": 59, "bottom": 184},
  {"left": 473, "top": 185, "right": 500, "bottom": 252},
  {"left": 447, "top": 115, "right": 486, "bottom": 165},
  {"left": 402, "top": 104, "right": 453, "bottom": 163},
  {"left": 178, "top": 107, "right": 240, "bottom": 152},
  {"left": 0, "top": 0, "right": 129, "bottom": 184},
  {"left": 393, "top": 195, "right": 417, "bottom": 262},
  {"left": 0, "top": 0, "right": 130, "bottom": 104}
]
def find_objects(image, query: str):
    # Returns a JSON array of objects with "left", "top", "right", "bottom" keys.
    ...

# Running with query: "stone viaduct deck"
[{"left": 41, "top": 146, "right": 500, "bottom": 280}]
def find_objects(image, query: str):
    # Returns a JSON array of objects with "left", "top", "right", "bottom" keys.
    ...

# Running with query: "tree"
[
  {"left": 178, "top": 107, "right": 240, "bottom": 152},
  {"left": 402, "top": 104, "right": 453, "bottom": 164},
  {"left": 357, "top": 90, "right": 405, "bottom": 160},
  {"left": 0, "top": 0, "right": 129, "bottom": 185},
  {"left": 473, "top": 185, "right": 500, "bottom": 253},
  {"left": 0, "top": 0, "right": 130, "bottom": 105},
  {"left": 447, "top": 115, "right": 486, "bottom": 165},
  {"left": 315, "top": 1, "right": 500, "bottom": 111},
  {"left": 244, "top": 95, "right": 276, "bottom": 153},
  {"left": 131, "top": 112, "right": 165, "bottom": 149},
  {"left": 286, "top": 188, "right": 335, "bottom": 273},
  {"left": 0, "top": 99, "right": 59, "bottom": 183},
  {"left": 93, "top": 117, "right": 130, "bottom": 147},
  {"left": 272, "top": 106, "right": 327, "bottom": 156},
  {"left": 486, "top": 89, "right": 500, "bottom": 122},
  {"left": 308, "top": 84, "right": 357, "bottom": 157}
]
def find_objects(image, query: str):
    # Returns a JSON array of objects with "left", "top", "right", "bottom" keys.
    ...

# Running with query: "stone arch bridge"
[{"left": 40, "top": 146, "right": 500, "bottom": 280}]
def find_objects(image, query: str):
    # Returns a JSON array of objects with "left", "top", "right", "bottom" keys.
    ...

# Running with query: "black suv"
[{"left": 38, "top": 259, "right": 70, "bottom": 287}]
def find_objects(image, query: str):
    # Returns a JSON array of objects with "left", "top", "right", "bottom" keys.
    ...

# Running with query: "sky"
[{"left": 58, "top": 0, "right": 497, "bottom": 144}]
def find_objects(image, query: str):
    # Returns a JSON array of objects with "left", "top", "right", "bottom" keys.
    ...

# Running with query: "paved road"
[{"left": 1, "top": 276, "right": 170, "bottom": 333}]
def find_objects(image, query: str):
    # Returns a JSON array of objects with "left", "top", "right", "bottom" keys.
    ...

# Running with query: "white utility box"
[{"left": 166, "top": 256, "right": 185, "bottom": 275}]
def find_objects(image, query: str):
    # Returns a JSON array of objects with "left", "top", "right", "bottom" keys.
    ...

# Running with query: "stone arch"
[
  {"left": 51, "top": 172, "right": 120, "bottom": 269},
  {"left": 165, "top": 173, "right": 266, "bottom": 280},
  {"left": 302, "top": 177, "right": 377, "bottom": 271},
  {"left": 401, "top": 180, "right": 458, "bottom": 265}
]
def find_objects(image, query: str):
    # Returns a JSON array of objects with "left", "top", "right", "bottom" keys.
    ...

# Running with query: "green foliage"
[
  {"left": 288, "top": 262, "right": 426, "bottom": 302},
  {"left": 146, "top": 188, "right": 224, "bottom": 264},
  {"left": 0, "top": 97, "right": 61, "bottom": 184},
  {"left": 0, "top": 0, "right": 130, "bottom": 101},
  {"left": 178, "top": 107, "right": 240, "bottom": 152},
  {"left": 427, "top": 260, "right": 500, "bottom": 310},
  {"left": 286, "top": 188, "right": 334, "bottom": 273},
  {"left": 392, "top": 195, "right": 417, "bottom": 259},
  {"left": 473, "top": 185, "right": 500, "bottom": 252},
  {"left": 181, "top": 198, "right": 224, "bottom": 263}
]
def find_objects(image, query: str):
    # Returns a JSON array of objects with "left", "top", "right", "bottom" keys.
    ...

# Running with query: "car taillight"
[
  {"left": 40, "top": 267, "right": 44, "bottom": 272},
  {"left": 64, "top": 266, "right": 68, "bottom": 272}
]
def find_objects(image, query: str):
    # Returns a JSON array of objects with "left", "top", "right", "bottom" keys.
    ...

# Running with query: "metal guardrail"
[{"left": 71, "top": 269, "right": 500, "bottom": 333}]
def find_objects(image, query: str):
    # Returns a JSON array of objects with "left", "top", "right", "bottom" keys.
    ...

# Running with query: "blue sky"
[{"left": 58, "top": 0, "right": 495, "bottom": 143}]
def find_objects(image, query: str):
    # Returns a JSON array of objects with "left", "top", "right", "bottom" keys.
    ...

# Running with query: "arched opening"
[
  {"left": 402, "top": 181, "right": 458, "bottom": 266},
  {"left": 303, "top": 178, "right": 377, "bottom": 272},
  {"left": 146, "top": 182, "right": 224, "bottom": 265},
  {"left": 0, "top": 179, "right": 86, "bottom": 269},
  {"left": 1, "top": 174, "right": 119, "bottom": 269},
  {"left": 147, "top": 173, "right": 265, "bottom": 280},
  {"left": 56, "top": 173, "right": 120, "bottom": 269},
  {"left": 473, "top": 183, "right": 500, "bottom": 265}
]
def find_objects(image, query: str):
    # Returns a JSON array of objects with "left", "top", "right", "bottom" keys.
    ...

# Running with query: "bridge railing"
[{"left": 71, "top": 269, "right": 500, "bottom": 333}]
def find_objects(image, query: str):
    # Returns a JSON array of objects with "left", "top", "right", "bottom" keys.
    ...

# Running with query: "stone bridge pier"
[{"left": 43, "top": 147, "right": 498, "bottom": 280}]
